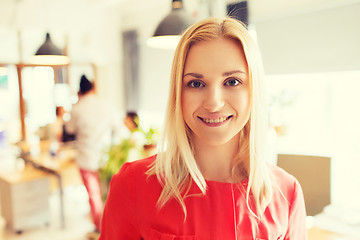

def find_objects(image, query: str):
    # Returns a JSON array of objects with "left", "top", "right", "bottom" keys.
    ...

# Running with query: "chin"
[{"left": 198, "top": 133, "right": 239, "bottom": 146}]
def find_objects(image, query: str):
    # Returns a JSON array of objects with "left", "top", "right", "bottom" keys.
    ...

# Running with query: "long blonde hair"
[{"left": 148, "top": 17, "right": 273, "bottom": 218}]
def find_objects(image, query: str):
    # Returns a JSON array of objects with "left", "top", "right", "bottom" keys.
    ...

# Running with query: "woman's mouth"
[{"left": 198, "top": 116, "right": 232, "bottom": 126}]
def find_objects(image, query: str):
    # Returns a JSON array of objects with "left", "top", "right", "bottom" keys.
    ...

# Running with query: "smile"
[{"left": 198, "top": 116, "right": 232, "bottom": 125}]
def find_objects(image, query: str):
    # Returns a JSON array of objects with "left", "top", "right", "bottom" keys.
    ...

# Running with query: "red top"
[{"left": 100, "top": 155, "right": 307, "bottom": 240}]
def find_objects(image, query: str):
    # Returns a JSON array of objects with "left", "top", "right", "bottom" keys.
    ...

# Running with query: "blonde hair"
[{"left": 148, "top": 17, "right": 273, "bottom": 218}]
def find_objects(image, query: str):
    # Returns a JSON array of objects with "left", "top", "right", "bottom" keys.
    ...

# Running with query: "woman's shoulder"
[
  {"left": 108, "top": 155, "right": 161, "bottom": 212},
  {"left": 268, "top": 164, "right": 296, "bottom": 181},
  {"left": 268, "top": 164, "right": 302, "bottom": 198}
]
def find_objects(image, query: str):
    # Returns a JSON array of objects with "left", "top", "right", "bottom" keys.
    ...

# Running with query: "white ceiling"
[
  {"left": 1, "top": 0, "right": 359, "bottom": 31},
  {"left": 248, "top": 0, "right": 360, "bottom": 22}
]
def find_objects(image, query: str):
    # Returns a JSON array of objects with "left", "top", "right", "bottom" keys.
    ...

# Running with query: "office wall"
[
  {"left": 254, "top": 2, "right": 360, "bottom": 74},
  {"left": 119, "top": 1, "right": 176, "bottom": 128}
]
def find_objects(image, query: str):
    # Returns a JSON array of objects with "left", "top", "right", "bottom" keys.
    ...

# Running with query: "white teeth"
[{"left": 203, "top": 117, "right": 227, "bottom": 123}]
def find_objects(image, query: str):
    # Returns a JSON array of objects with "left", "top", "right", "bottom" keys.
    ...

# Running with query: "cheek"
[
  {"left": 232, "top": 90, "right": 251, "bottom": 117},
  {"left": 182, "top": 90, "right": 199, "bottom": 107},
  {"left": 181, "top": 92, "right": 193, "bottom": 121}
]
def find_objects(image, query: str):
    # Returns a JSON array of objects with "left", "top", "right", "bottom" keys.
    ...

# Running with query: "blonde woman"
[{"left": 100, "top": 17, "right": 307, "bottom": 240}]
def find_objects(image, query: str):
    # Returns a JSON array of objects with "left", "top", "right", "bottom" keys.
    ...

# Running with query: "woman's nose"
[{"left": 203, "top": 86, "right": 225, "bottom": 112}]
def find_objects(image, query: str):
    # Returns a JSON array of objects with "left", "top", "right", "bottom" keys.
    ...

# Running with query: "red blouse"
[{"left": 99, "top": 155, "right": 307, "bottom": 240}]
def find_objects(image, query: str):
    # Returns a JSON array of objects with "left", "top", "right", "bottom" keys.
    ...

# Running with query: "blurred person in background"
[
  {"left": 65, "top": 75, "right": 123, "bottom": 236},
  {"left": 124, "top": 111, "right": 139, "bottom": 132},
  {"left": 52, "top": 106, "right": 75, "bottom": 143},
  {"left": 53, "top": 106, "right": 66, "bottom": 142}
]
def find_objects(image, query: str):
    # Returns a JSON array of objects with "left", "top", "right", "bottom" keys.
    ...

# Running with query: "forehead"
[{"left": 184, "top": 38, "right": 247, "bottom": 73}]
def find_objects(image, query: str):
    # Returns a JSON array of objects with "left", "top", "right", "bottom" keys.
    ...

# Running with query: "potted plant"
[
  {"left": 141, "top": 126, "right": 159, "bottom": 157},
  {"left": 99, "top": 125, "right": 159, "bottom": 200}
]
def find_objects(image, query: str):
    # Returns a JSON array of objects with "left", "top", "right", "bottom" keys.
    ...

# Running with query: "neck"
[{"left": 192, "top": 134, "right": 244, "bottom": 183}]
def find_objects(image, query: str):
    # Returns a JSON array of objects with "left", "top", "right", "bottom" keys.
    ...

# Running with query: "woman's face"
[{"left": 181, "top": 38, "right": 250, "bottom": 146}]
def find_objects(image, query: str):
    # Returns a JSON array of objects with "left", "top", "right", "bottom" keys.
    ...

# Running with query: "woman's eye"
[
  {"left": 187, "top": 80, "right": 205, "bottom": 88},
  {"left": 224, "top": 78, "right": 241, "bottom": 86}
]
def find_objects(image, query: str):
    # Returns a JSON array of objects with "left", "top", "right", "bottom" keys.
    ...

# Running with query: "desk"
[
  {"left": 18, "top": 142, "right": 82, "bottom": 229},
  {"left": 309, "top": 210, "right": 360, "bottom": 240},
  {"left": 308, "top": 227, "right": 360, "bottom": 240},
  {"left": 308, "top": 227, "right": 341, "bottom": 239},
  {"left": 0, "top": 166, "right": 50, "bottom": 233},
  {"left": 20, "top": 145, "right": 82, "bottom": 191}
]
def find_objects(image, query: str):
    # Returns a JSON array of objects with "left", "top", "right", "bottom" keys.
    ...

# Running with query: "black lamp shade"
[
  {"left": 31, "top": 33, "right": 69, "bottom": 65},
  {"left": 35, "top": 33, "right": 63, "bottom": 56},
  {"left": 147, "top": 0, "right": 194, "bottom": 49},
  {"left": 153, "top": 8, "right": 193, "bottom": 37},
  {"left": 227, "top": 1, "right": 248, "bottom": 26}
]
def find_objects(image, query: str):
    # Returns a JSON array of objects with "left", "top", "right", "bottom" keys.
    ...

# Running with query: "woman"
[{"left": 99, "top": 17, "right": 307, "bottom": 240}]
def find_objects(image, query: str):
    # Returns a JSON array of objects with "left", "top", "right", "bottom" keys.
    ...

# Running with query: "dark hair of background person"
[
  {"left": 126, "top": 111, "right": 138, "bottom": 120},
  {"left": 125, "top": 111, "right": 139, "bottom": 130},
  {"left": 79, "top": 75, "right": 94, "bottom": 95}
]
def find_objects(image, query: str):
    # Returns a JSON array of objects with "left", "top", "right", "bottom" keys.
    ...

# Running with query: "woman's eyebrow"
[
  {"left": 183, "top": 70, "right": 246, "bottom": 78},
  {"left": 183, "top": 72, "right": 204, "bottom": 78},
  {"left": 223, "top": 70, "right": 246, "bottom": 76}
]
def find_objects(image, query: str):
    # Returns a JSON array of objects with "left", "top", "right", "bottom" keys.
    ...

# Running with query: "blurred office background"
[{"left": 0, "top": 0, "right": 360, "bottom": 239}]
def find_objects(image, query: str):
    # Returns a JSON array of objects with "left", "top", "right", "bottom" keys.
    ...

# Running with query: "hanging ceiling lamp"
[
  {"left": 147, "top": 0, "right": 194, "bottom": 49},
  {"left": 30, "top": 33, "right": 70, "bottom": 65}
]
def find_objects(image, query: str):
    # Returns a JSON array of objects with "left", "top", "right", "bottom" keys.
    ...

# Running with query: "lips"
[{"left": 198, "top": 115, "right": 232, "bottom": 124}]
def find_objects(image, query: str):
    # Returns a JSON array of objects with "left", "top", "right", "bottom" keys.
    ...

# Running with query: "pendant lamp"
[
  {"left": 30, "top": 33, "right": 70, "bottom": 65},
  {"left": 147, "top": 0, "right": 194, "bottom": 49}
]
